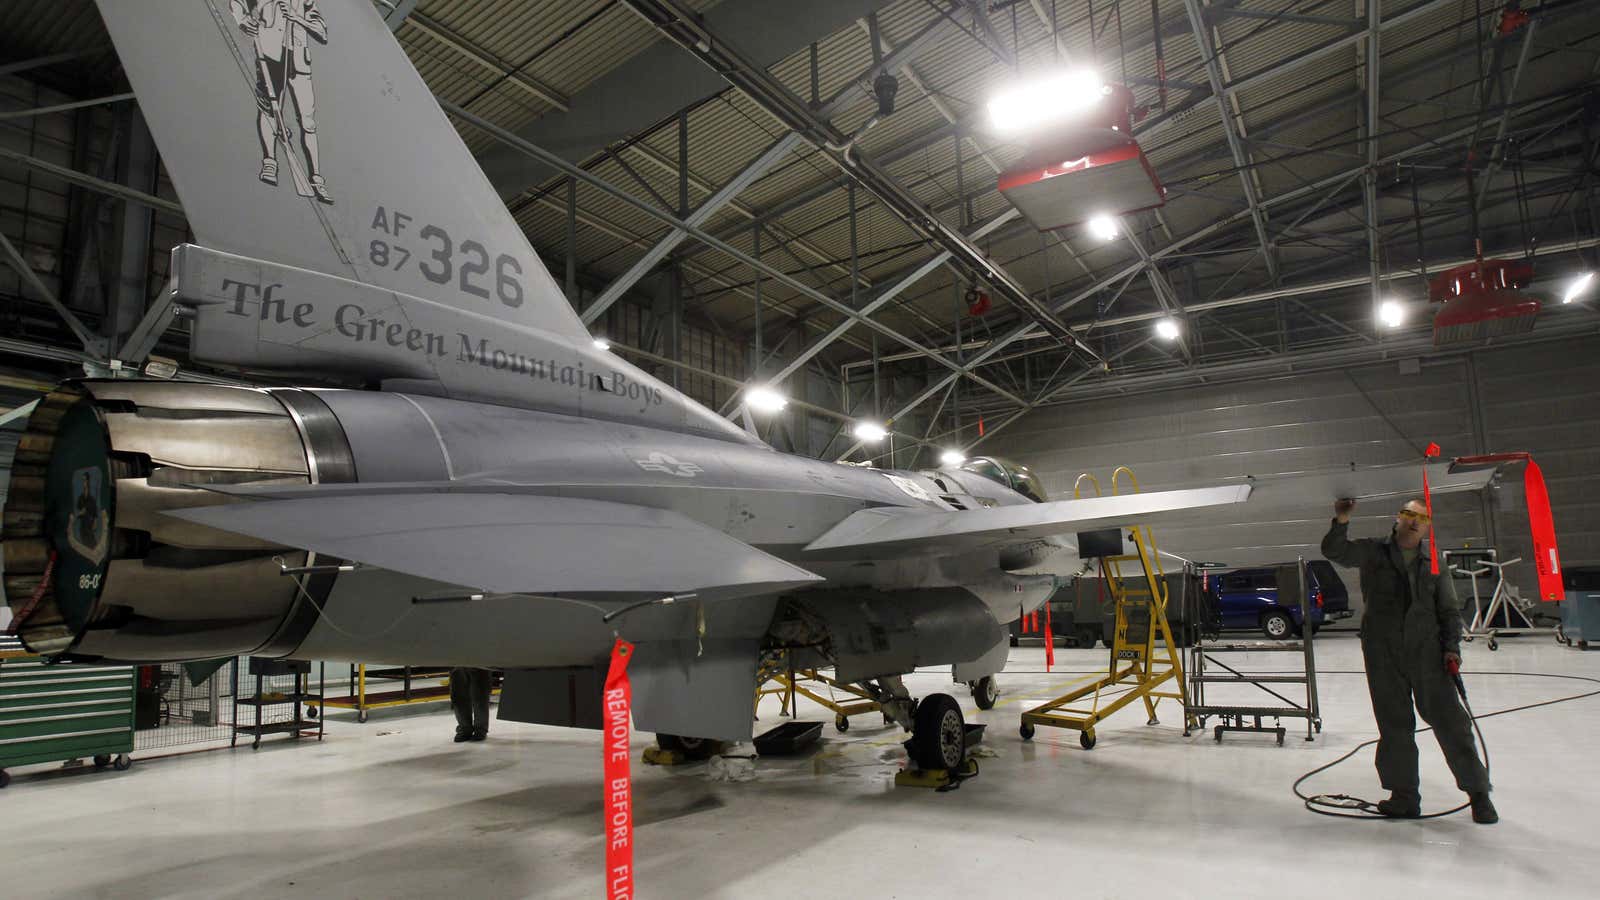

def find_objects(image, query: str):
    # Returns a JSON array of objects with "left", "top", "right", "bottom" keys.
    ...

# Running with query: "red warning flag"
[
  {"left": 1422, "top": 442, "right": 1441, "bottom": 574},
  {"left": 1525, "top": 459, "right": 1564, "bottom": 601},
  {"left": 1043, "top": 597, "right": 1055, "bottom": 671},
  {"left": 602, "top": 638, "right": 635, "bottom": 900}
]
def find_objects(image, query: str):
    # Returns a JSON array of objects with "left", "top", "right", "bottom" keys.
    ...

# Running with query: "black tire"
[
  {"left": 1009, "top": 634, "right": 1019, "bottom": 648},
  {"left": 93, "top": 754, "right": 112, "bottom": 769},
  {"left": 1019, "top": 722, "right": 1035, "bottom": 741},
  {"left": 1261, "top": 611, "right": 1294, "bottom": 640},
  {"left": 1075, "top": 625, "right": 1099, "bottom": 648},
  {"left": 1488, "top": 638, "right": 1499, "bottom": 651},
  {"left": 971, "top": 675, "right": 998, "bottom": 710},
  {"left": 357, "top": 709, "right": 369, "bottom": 724},
  {"left": 656, "top": 734, "right": 721, "bottom": 760},
  {"left": 835, "top": 714, "right": 850, "bottom": 733},
  {"left": 909, "top": 693, "right": 965, "bottom": 770},
  {"left": 1581, "top": 640, "right": 1591, "bottom": 651},
  {"left": 1079, "top": 730, "right": 1096, "bottom": 750},
  {"left": 112, "top": 754, "right": 132, "bottom": 771}
]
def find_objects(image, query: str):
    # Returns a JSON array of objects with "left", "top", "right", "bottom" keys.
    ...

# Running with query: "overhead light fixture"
[
  {"left": 853, "top": 421, "right": 888, "bottom": 443},
  {"left": 1087, "top": 214, "right": 1118, "bottom": 241},
  {"left": 1154, "top": 317, "right": 1181, "bottom": 341},
  {"left": 986, "top": 68, "right": 1106, "bottom": 135},
  {"left": 744, "top": 385, "right": 788, "bottom": 414},
  {"left": 938, "top": 449, "right": 966, "bottom": 467},
  {"left": 1563, "top": 271, "right": 1594, "bottom": 304},
  {"left": 591, "top": 338, "right": 611, "bottom": 351},
  {"left": 1379, "top": 299, "right": 1405, "bottom": 328}
]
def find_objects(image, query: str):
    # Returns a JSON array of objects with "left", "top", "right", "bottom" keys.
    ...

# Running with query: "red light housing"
[{"left": 1430, "top": 259, "right": 1540, "bottom": 345}]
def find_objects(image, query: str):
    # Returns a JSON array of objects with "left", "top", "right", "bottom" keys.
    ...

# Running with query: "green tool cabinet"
[{"left": 0, "top": 646, "right": 135, "bottom": 788}]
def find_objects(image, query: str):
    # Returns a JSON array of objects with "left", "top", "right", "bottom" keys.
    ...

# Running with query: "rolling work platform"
[
  {"left": 1019, "top": 468, "right": 1191, "bottom": 749},
  {"left": 756, "top": 652, "right": 882, "bottom": 733},
  {"left": 1185, "top": 559, "right": 1322, "bottom": 745}
]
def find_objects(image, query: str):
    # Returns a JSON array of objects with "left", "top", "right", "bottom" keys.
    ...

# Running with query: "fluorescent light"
[
  {"left": 591, "top": 338, "right": 611, "bottom": 351},
  {"left": 1087, "top": 214, "right": 1118, "bottom": 241},
  {"left": 1563, "top": 272, "right": 1594, "bottom": 304},
  {"left": 853, "top": 421, "right": 888, "bottom": 443},
  {"left": 1154, "top": 318, "right": 1181, "bottom": 341},
  {"left": 1379, "top": 299, "right": 1405, "bottom": 328},
  {"left": 987, "top": 69, "right": 1106, "bottom": 135},
  {"left": 939, "top": 449, "right": 966, "bottom": 467},
  {"left": 744, "top": 385, "right": 789, "bottom": 414}
]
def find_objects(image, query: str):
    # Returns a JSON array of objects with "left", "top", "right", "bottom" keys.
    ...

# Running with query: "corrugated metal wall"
[{"left": 998, "top": 335, "right": 1599, "bottom": 617}]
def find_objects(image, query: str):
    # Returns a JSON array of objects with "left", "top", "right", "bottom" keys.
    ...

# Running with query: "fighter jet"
[{"left": 1, "top": 2, "right": 1503, "bottom": 770}]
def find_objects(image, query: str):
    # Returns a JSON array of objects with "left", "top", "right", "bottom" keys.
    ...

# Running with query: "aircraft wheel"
[
  {"left": 909, "top": 693, "right": 964, "bottom": 770},
  {"left": 971, "top": 675, "right": 998, "bottom": 710},
  {"left": 835, "top": 715, "right": 850, "bottom": 733},
  {"left": 1019, "top": 722, "right": 1035, "bottom": 741},
  {"left": 1080, "top": 730, "right": 1096, "bottom": 750}
]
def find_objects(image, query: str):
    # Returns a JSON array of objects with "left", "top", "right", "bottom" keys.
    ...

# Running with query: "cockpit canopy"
[{"left": 958, "top": 456, "right": 1049, "bottom": 503}]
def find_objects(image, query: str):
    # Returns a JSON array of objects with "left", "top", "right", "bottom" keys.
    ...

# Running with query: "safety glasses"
[{"left": 1397, "top": 509, "right": 1432, "bottom": 524}]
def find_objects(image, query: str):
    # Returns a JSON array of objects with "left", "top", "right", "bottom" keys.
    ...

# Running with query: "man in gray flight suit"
[
  {"left": 450, "top": 667, "right": 492, "bottom": 743},
  {"left": 1322, "top": 498, "right": 1497, "bottom": 823}
]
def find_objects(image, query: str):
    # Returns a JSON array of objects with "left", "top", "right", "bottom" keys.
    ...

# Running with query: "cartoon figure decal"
[
  {"left": 229, "top": 0, "right": 333, "bottom": 204},
  {"left": 66, "top": 468, "right": 109, "bottom": 565}
]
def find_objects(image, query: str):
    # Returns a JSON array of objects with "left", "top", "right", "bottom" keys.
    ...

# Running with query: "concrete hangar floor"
[{"left": 5, "top": 635, "right": 1596, "bottom": 899}]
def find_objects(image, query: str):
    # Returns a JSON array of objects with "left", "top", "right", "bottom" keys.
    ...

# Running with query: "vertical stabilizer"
[{"left": 94, "top": 0, "right": 585, "bottom": 339}]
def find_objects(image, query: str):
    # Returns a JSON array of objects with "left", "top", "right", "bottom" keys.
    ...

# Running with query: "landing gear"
[
  {"left": 970, "top": 675, "right": 998, "bottom": 710},
  {"left": 907, "top": 693, "right": 965, "bottom": 770}
]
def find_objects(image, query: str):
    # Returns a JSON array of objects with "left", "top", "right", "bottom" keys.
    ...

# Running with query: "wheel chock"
[
  {"left": 893, "top": 757, "right": 979, "bottom": 790},
  {"left": 641, "top": 746, "right": 688, "bottom": 766}
]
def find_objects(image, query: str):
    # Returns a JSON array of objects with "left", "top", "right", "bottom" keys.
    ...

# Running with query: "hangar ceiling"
[{"left": 1, "top": 0, "right": 1598, "bottom": 464}]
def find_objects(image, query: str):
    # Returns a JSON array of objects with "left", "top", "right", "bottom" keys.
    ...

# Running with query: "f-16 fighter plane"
[{"left": 1, "top": 1, "right": 1499, "bottom": 771}]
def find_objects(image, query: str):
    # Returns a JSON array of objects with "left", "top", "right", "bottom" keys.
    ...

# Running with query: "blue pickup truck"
[{"left": 1206, "top": 561, "right": 1352, "bottom": 639}]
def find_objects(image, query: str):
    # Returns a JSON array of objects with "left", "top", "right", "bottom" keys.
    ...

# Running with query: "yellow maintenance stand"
[
  {"left": 755, "top": 651, "right": 883, "bottom": 733},
  {"left": 1019, "top": 467, "right": 1193, "bottom": 749}
]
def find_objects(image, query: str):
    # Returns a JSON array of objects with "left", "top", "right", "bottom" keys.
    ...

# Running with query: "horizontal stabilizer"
[
  {"left": 805, "top": 485, "right": 1251, "bottom": 558},
  {"left": 168, "top": 494, "right": 822, "bottom": 600}
]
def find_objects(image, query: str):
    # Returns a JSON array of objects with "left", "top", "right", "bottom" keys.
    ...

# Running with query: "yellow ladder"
[{"left": 1019, "top": 467, "right": 1193, "bottom": 748}]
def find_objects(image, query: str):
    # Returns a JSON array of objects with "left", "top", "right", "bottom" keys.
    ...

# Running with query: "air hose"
[{"left": 1295, "top": 668, "right": 1600, "bottom": 819}]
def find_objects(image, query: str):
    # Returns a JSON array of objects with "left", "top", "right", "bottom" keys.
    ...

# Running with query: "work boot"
[
  {"left": 259, "top": 159, "right": 278, "bottom": 185},
  {"left": 1470, "top": 792, "right": 1499, "bottom": 824},
  {"left": 1376, "top": 791, "right": 1421, "bottom": 818},
  {"left": 310, "top": 175, "right": 333, "bottom": 205},
  {"left": 454, "top": 728, "right": 471, "bottom": 743},
  {"left": 469, "top": 729, "right": 487, "bottom": 742}
]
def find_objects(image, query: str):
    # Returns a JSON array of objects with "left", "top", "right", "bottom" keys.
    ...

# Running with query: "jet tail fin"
[
  {"left": 93, "top": 0, "right": 584, "bottom": 338},
  {"left": 93, "top": 1, "right": 756, "bottom": 443}
]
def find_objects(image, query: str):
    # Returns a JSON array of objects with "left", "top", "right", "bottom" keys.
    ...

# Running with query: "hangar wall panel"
[{"left": 1001, "top": 336, "right": 1598, "bottom": 618}]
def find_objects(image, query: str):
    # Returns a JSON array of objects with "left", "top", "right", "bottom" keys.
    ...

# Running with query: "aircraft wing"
[
  {"left": 167, "top": 494, "right": 822, "bottom": 601},
  {"left": 805, "top": 485, "right": 1252, "bottom": 558},
  {"left": 1240, "top": 460, "right": 1495, "bottom": 507}
]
